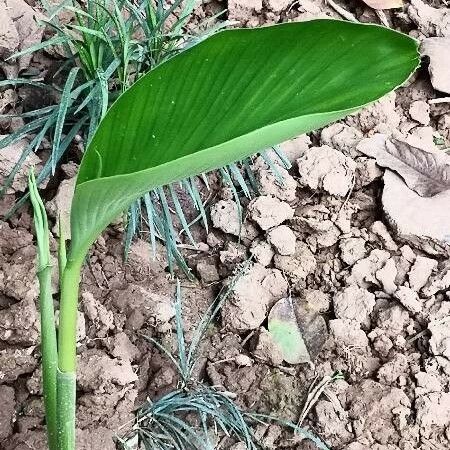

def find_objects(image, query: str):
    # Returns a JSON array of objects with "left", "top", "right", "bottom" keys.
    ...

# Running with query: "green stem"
[
  {"left": 57, "top": 257, "right": 83, "bottom": 450},
  {"left": 37, "top": 264, "right": 58, "bottom": 450},
  {"left": 57, "top": 370, "right": 76, "bottom": 450},
  {"left": 29, "top": 171, "right": 58, "bottom": 450}
]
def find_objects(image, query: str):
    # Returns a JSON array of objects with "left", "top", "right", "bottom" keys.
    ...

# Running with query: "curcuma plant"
[{"left": 28, "top": 20, "right": 418, "bottom": 450}]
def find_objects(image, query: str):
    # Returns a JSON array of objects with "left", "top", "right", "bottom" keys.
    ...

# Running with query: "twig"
[
  {"left": 376, "top": 10, "right": 390, "bottom": 27},
  {"left": 326, "top": 0, "right": 358, "bottom": 22},
  {"left": 429, "top": 97, "right": 450, "bottom": 104},
  {"left": 297, "top": 372, "right": 344, "bottom": 426}
]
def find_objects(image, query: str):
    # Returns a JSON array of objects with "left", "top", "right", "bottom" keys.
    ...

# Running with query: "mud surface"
[{"left": 1, "top": 0, "right": 450, "bottom": 449}]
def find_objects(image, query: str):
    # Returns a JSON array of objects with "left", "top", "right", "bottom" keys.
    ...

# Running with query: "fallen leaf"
[
  {"left": 361, "top": 0, "right": 403, "bottom": 10},
  {"left": 268, "top": 297, "right": 311, "bottom": 364},
  {"left": 357, "top": 134, "right": 450, "bottom": 197},
  {"left": 382, "top": 170, "right": 450, "bottom": 257}
]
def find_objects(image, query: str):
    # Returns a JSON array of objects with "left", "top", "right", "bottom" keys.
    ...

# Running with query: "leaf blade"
[{"left": 69, "top": 20, "right": 419, "bottom": 260}]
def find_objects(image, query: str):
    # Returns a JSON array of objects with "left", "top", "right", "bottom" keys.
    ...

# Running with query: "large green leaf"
[{"left": 69, "top": 19, "right": 419, "bottom": 261}]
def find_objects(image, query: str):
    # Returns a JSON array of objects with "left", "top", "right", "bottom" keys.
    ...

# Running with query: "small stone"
[
  {"left": 320, "top": 123, "right": 363, "bottom": 157},
  {"left": 394, "top": 286, "right": 422, "bottom": 314},
  {"left": 370, "top": 221, "right": 398, "bottom": 251},
  {"left": 376, "top": 305, "right": 410, "bottom": 338},
  {"left": 297, "top": 145, "right": 356, "bottom": 197},
  {"left": 409, "top": 100, "right": 430, "bottom": 125},
  {"left": 329, "top": 319, "right": 369, "bottom": 348},
  {"left": 429, "top": 318, "right": 450, "bottom": 359},
  {"left": 333, "top": 285, "right": 375, "bottom": 325},
  {"left": 196, "top": 261, "right": 220, "bottom": 284},
  {"left": 377, "top": 353, "right": 408, "bottom": 385},
  {"left": 222, "top": 264, "right": 281, "bottom": 331},
  {"left": 255, "top": 160, "right": 297, "bottom": 202},
  {"left": 210, "top": 199, "right": 240, "bottom": 236},
  {"left": 354, "top": 157, "right": 383, "bottom": 189},
  {"left": 234, "top": 354, "right": 253, "bottom": 367},
  {"left": 248, "top": 196, "right": 294, "bottom": 231},
  {"left": 303, "top": 289, "right": 330, "bottom": 313},
  {"left": 339, "top": 237, "right": 366, "bottom": 266},
  {"left": 349, "top": 249, "right": 391, "bottom": 289},
  {"left": 401, "top": 245, "right": 416, "bottom": 263},
  {"left": 278, "top": 134, "right": 311, "bottom": 163},
  {"left": 409, "top": 256, "right": 438, "bottom": 292},
  {"left": 376, "top": 258, "right": 398, "bottom": 295},
  {"left": 266, "top": 225, "right": 296, "bottom": 255},
  {"left": 250, "top": 240, "right": 274, "bottom": 266},
  {"left": 371, "top": 333, "right": 393, "bottom": 357},
  {"left": 206, "top": 231, "right": 224, "bottom": 249},
  {"left": 264, "top": 0, "right": 292, "bottom": 13},
  {"left": 261, "top": 268, "right": 289, "bottom": 300},
  {"left": 219, "top": 241, "right": 247, "bottom": 268}
]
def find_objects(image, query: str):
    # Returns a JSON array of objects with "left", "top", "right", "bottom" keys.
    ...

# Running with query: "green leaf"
[
  {"left": 69, "top": 20, "right": 419, "bottom": 261},
  {"left": 268, "top": 297, "right": 311, "bottom": 365}
]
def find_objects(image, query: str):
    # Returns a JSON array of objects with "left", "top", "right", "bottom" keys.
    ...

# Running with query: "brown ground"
[{"left": 1, "top": 0, "right": 450, "bottom": 449}]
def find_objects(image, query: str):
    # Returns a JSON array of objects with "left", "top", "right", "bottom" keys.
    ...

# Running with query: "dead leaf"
[
  {"left": 357, "top": 134, "right": 450, "bottom": 197},
  {"left": 361, "top": 0, "right": 403, "bottom": 10},
  {"left": 268, "top": 297, "right": 311, "bottom": 364},
  {"left": 382, "top": 170, "right": 450, "bottom": 257}
]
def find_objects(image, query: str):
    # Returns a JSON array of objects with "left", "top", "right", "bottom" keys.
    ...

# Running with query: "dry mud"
[{"left": 1, "top": 0, "right": 450, "bottom": 449}]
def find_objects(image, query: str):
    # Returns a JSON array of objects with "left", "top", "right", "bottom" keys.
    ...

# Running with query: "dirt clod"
[
  {"left": 274, "top": 242, "right": 316, "bottom": 286},
  {"left": 297, "top": 145, "right": 356, "bottom": 197},
  {"left": 248, "top": 195, "right": 294, "bottom": 230},
  {"left": 266, "top": 224, "right": 296, "bottom": 255},
  {"left": 0, "top": 385, "right": 15, "bottom": 441},
  {"left": 211, "top": 199, "right": 241, "bottom": 236},
  {"left": 222, "top": 263, "right": 287, "bottom": 331},
  {"left": 334, "top": 285, "right": 375, "bottom": 326}
]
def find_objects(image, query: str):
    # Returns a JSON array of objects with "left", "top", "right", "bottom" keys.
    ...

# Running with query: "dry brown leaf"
[
  {"left": 357, "top": 134, "right": 450, "bottom": 197},
  {"left": 361, "top": 0, "right": 403, "bottom": 10}
]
